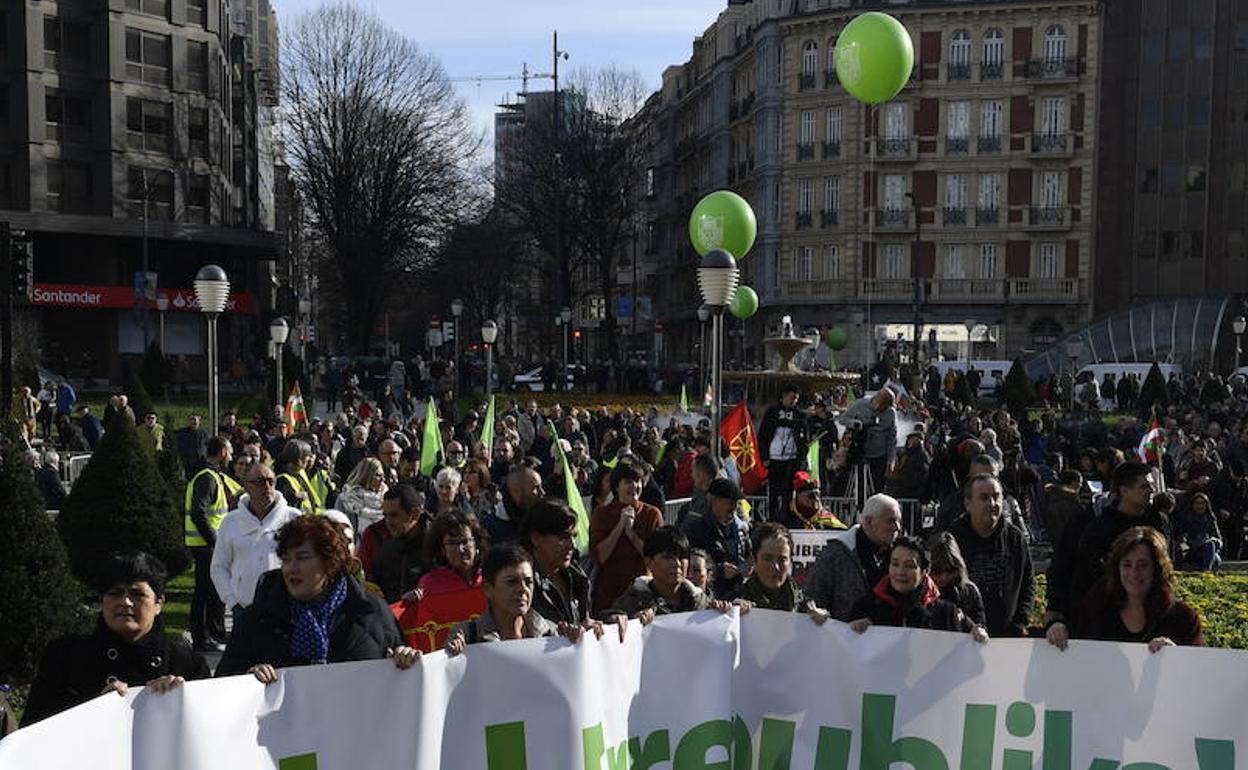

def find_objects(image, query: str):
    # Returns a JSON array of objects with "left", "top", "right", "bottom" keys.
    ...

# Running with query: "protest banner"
[
  {"left": 790, "top": 528, "right": 851, "bottom": 586},
  {"left": 1, "top": 610, "right": 1243, "bottom": 770}
]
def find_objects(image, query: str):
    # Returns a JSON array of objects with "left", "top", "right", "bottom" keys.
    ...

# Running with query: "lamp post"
[
  {"left": 963, "top": 318, "right": 977, "bottom": 365},
  {"left": 193, "top": 265, "right": 229, "bottom": 432},
  {"left": 560, "top": 306, "right": 572, "bottom": 392},
  {"left": 298, "top": 298, "right": 312, "bottom": 364},
  {"left": 905, "top": 191, "right": 922, "bottom": 367},
  {"left": 482, "top": 320, "right": 498, "bottom": 400},
  {"left": 1064, "top": 337, "right": 1085, "bottom": 411},
  {"left": 450, "top": 298, "right": 464, "bottom": 399},
  {"left": 697, "top": 249, "right": 740, "bottom": 442},
  {"left": 697, "top": 304, "right": 710, "bottom": 398},
  {"left": 155, "top": 294, "right": 169, "bottom": 354},
  {"left": 269, "top": 317, "right": 289, "bottom": 409}
]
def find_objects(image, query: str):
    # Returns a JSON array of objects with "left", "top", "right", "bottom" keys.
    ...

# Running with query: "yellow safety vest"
[
  {"left": 183, "top": 468, "right": 242, "bottom": 547},
  {"left": 279, "top": 469, "right": 324, "bottom": 515},
  {"left": 308, "top": 467, "right": 335, "bottom": 511}
]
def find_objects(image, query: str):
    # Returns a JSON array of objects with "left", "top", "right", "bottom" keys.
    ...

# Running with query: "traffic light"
[{"left": 10, "top": 229, "right": 32, "bottom": 300}]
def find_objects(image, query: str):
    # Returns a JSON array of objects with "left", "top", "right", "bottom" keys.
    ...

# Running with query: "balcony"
[
  {"left": 876, "top": 208, "right": 910, "bottom": 229},
  {"left": 942, "top": 207, "right": 967, "bottom": 226},
  {"left": 824, "top": 69, "right": 839, "bottom": 88},
  {"left": 946, "top": 62, "right": 972, "bottom": 82},
  {"left": 786, "top": 279, "right": 856, "bottom": 301},
  {"left": 820, "top": 209, "right": 839, "bottom": 228},
  {"left": 945, "top": 136, "right": 969, "bottom": 155},
  {"left": 822, "top": 140, "right": 841, "bottom": 159},
  {"left": 977, "top": 135, "right": 1002, "bottom": 154},
  {"left": 795, "top": 211, "right": 813, "bottom": 230},
  {"left": 976, "top": 207, "right": 1000, "bottom": 225},
  {"left": 798, "top": 73, "right": 817, "bottom": 92},
  {"left": 860, "top": 279, "right": 913, "bottom": 301},
  {"left": 1027, "top": 57, "right": 1083, "bottom": 79},
  {"left": 796, "top": 143, "right": 815, "bottom": 161},
  {"left": 980, "top": 62, "right": 1004, "bottom": 81},
  {"left": 877, "top": 137, "right": 914, "bottom": 160},
  {"left": 1009, "top": 277, "right": 1079, "bottom": 303},
  {"left": 929, "top": 279, "right": 1006, "bottom": 303},
  {"left": 1032, "top": 132, "right": 1070, "bottom": 154},
  {"left": 1028, "top": 205, "right": 1069, "bottom": 229}
]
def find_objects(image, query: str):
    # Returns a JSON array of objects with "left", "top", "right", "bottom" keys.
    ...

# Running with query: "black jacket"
[
  {"left": 371, "top": 527, "right": 430, "bottom": 603},
  {"left": 217, "top": 570, "right": 403, "bottom": 676},
  {"left": 949, "top": 514, "right": 1034, "bottom": 637},
  {"left": 685, "top": 513, "right": 752, "bottom": 599},
  {"left": 939, "top": 581, "right": 987, "bottom": 628},
  {"left": 531, "top": 562, "right": 593, "bottom": 625},
  {"left": 849, "top": 577, "right": 974, "bottom": 632},
  {"left": 24, "top": 617, "right": 210, "bottom": 725},
  {"left": 758, "top": 404, "right": 808, "bottom": 464}
]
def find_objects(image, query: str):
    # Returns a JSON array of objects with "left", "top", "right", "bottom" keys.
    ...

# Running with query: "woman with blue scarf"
[{"left": 218, "top": 517, "right": 420, "bottom": 682}]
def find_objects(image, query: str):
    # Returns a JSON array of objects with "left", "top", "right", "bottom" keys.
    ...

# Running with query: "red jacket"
[{"left": 673, "top": 451, "right": 698, "bottom": 496}]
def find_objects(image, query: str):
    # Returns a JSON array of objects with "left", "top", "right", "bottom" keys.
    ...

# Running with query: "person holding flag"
[
  {"left": 720, "top": 400, "right": 768, "bottom": 497},
  {"left": 419, "top": 396, "right": 444, "bottom": 478},
  {"left": 284, "top": 381, "right": 309, "bottom": 433}
]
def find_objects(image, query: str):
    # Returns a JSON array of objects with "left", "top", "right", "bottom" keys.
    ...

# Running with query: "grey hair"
[
  {"left": 435, "top": 466, "right": 462, "bottom": 487},
  {"left": 42, "top": 450, "right": 60, "bottom": 467},
  {"left": 861, "top": 493, "right": 900, "bottom": 522}
]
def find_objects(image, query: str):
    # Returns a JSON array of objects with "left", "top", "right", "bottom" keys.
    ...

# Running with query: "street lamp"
[
  {"left": 1233, "top": 316, "right": 1246, "bottom": 374},
  {"left": 560, "top": 306, "right": 572, "bottom": 392},
  {"left": 905, "top": 191, "right": 922, "bottom": 367},
  {"left": 697, "top": 304, "right": 710, "bottom": 399},
  {"left": 1064, "top": 337, "right": 1085, "bottom": 410},
  {"left": 697, "top": 249, "right": 740, "bottom": 442},
  {"left": 962, "top": 318, "right": 977, "bottom": 366},
  {"left": 193, "top": 265, "right": 229, "bottom": 432},
  {"left": 269, "top": 317, "right": 289, "bottom": 410},
  {"left": 482, "top": 319, "right": 499, "bottom": 400},
  {"left": 450, "top": 298, "right": 464, "bottom": 399},
  {"left": 155, "top": 294, "right": 169, "bottom": 354},
  {"left": 298, "top": 298, "right": 312, "bottom": 364}
]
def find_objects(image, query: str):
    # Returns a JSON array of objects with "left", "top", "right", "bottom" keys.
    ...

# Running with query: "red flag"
[
  {"left": 721, "top": 401, "right": 768, "bottom": 495},
  {"left": 390, "top": 588, "right": 487, "bottom": 652},
  {"left": 1137, "top": 419, "right": 1163, "bottom": 465}
]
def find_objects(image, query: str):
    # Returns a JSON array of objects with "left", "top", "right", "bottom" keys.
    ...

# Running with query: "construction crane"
[{"left": 449, "top": 63, "right": 554, "bottom": 96}]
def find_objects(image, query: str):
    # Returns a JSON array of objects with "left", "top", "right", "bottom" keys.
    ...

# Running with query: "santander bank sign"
[{"left": 31, "top": 284, "right": 256, "bottom": 314}]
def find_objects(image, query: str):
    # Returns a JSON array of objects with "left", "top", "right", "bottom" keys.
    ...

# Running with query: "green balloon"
[
  {"left": 729, "top": 285, "right": 759, "bottom": 320},
  {"left": 825, "top": 327, "right": 849, "bottom": 351},
  {"left": 689, "top": 190, "right": 758, "bottom": 258},
  {"left": 834, "top": 12, "right": 914, "bottom": 105}
]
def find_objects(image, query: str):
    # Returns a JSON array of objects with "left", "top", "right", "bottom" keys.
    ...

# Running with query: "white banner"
[{"left": 1, "top": 610, "right": 1244, "bottom": 770}]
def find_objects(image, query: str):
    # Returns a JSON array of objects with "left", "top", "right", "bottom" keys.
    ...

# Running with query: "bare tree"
[{"left": 282, "top": 3, "right": 479, "bottom": 352}]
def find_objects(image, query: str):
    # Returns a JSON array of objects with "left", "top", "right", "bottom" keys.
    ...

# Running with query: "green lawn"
[{"left": 162, "top": 570, "right": 193, "bottom": 640}]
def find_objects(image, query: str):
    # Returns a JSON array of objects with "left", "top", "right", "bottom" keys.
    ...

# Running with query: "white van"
[
  {"left": 931, "top": 360, "right": 1015, "bottom": 396},
  {"left": 1077, "top": 362, "right": 1181, "bottom": 384}
]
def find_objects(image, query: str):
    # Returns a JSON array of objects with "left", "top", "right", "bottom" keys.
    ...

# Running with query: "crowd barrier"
[{"left": 60, "top": 452, "right": 91, "bottom": 486}]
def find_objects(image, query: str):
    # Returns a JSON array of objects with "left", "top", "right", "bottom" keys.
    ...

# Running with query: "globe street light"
[
  {"left": 269, "top": 317, "right": 290, "bottom": 410},
  {"left": 697, "top": 249, "right": 740, "bottom": 442},
  {"left": 193, "top": 265, "right": 229, "bottom": 432},
  {"left": 1233, "top": 316, "right": 1247, "bottom": 374},
  {"left": 450, "top": 298, "right": 464, "bottom": 399},
  {"left": 155, "top": 294, "right": 169, "bottom": 354},
  {"left": 481, "top": 319, "right": 499, "bottom": 400}
]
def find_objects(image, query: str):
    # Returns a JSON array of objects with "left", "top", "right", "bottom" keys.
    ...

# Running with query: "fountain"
[{"left": 723, "top": 315, "right": 861, "bottom": 405}]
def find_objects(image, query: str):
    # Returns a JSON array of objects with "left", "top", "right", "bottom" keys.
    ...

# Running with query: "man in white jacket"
[{"left": 211, "top": 463, "right": 302, "bottom": 613}]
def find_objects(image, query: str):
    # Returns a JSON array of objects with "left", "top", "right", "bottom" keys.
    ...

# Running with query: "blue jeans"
[{"left": 1186, "top": 541, "right": 1221, "bottom": 571}]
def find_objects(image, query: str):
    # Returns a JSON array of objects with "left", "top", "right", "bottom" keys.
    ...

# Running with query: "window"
[
  {"left": 883, "top": 174, "right": 906, "bottom": 210},
  {"left": 981, "top": 100, "right": 1003, "bottom": 137},
  {"left": 1164, "top": 96, "right": 1184, "bottom": 129},
  {"left": 947, "top": 101, "right": 970, "bottom": 139},
  {"left": 826, "top": 40, "right": 836, "bottom": 74},
  {"left": 775, "top": 41, "right": 784, "bottom": 84},
  {"left": 802, "top": 41, "right": 818, "bottom": 76},
  {"left": 126, "top": 167, "right": 173, "bottom": 219},
  {"left": 187, "top": 0, "right": 207, "bottom": 26},
  {"left": 125, "top": 0, "right": 169, "bottom": 20},
  {"left": 187, "top": 40, "right": 209, "bottom": 93},
  {"left": 187, "top": 173, "right": 210, "bottom": 224},
  {"left": 772, "top": 181, "right": 782, "bottom": 223},
  {"left": 824, "top": 244, "right": 841, "bottom": 279},
  {"left": 1043, "top": 25, "right": 1067, "bottom": 63},
  {"left": 798, "top": 178, "right": 814, "bottom": 213},
  {"left": 43, "top": 15, "right": 90, "bottom": 69},
  {"left": 1167, "top": 28, "right": 1188, "bottom": 61},
  {"left": 45, "top": 89, "right": 90, "bottom": 143},
  {"left": 1038, "top": 243, "right": 1060, "bottom": 278},
  {"left": 883, "top": 244, "right": 907, "bottom": 279},
  {"left": 825, "top": 106, "right": 842, "bottom": 143},
  {"left": 797, "top": 246, "right": 814, "bottom": 281},
  {"left": 125, "top": 28, "right": 170, "bottom": 86},
  {"left": 945, "top": 174, "right": 968, "bottom": 209},
  {"left": 1040, "top": 97, "right": 1066, "bottom": 136},
  {"left": 942, "top": 244, "right": 967, "bottom": 278},
  {"left": 1186, "top": 231, "right": 1204, "bottom": 260},
  {"left": 1139, "top": 167, "right": 1158, "bottom": 193},
  {"left": 645, "top": 167, "right": 655, "bottom": 198},
  {"left": 979, "top": 244, "right": 999, "bottom": 278},
  {"left": 978, "top": 174, "right": 1001, "bottom": 209},
  {"left": 884, "top": 102, "right": 908, "bottom": 139},
  {"left": 126, "top": 98, "right": 171, "bottom": 153},
  {"left": 189, "top": 106, "right": 209, "bottom": 158},
  {"left": 1039, "top": 171, "right": 1064, "bottom": 208},
  {"left": 1186, "top": 166, "right": 1206, "bottom": 192},
  {"left": 949, "top": 30, "right": 971, "bottom": 65},
  {"left": 824, "top": 176, "right": 840, "bottom": 212},
  {"left": 983, "top": 28, "right": 1005, "bottom": 66},
  {"left": 46, "top": 160, "right": 92, "bottom": 213},
  {"left": 800, "top": 110, "right": 816, "bottom": 144},
  {"left": 1237, "top": 21, "right": 1248, "bottom": 51}
]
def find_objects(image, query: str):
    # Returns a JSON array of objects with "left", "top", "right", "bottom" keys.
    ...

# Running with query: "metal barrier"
[
  {"left": 660, "top": 495, "right": 770, "bottom": 525},
  {"left": 662, "top": 498, "right": 691, "bottom": 525},
  {"left": 61, "top": 453, "right": 92, "bottom": 487},
  {"left": 819, "top": 496, "right": 931, "bottom": 534}
]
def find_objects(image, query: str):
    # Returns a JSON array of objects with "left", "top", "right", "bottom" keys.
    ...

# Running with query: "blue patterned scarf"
[{"left": 289, "top": 576, "right": 349, "bottom": 664}]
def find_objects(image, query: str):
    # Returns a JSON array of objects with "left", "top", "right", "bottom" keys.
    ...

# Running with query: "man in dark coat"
[
  {"left": 949, "top": 474, "right": 1034, "bottom": 637},
  {"left": 758, "top": 385, "right": 808, "bottom": 520}
]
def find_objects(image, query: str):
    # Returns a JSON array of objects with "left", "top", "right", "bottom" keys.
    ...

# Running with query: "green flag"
[
  {"left": 806, "top": 432, "right": 825, "bottom": 486},
  {"left": 548, "top": 420, "right": 590, "bottom": 552},
  {"left": 680, "top": 384, "right": 689, "bottom": 412},
  {"left": 479, "top": 395, "right": 496, "bottom": 454},
  {"left": 420, "top": 397, "right": 444, "bottom": 477}
]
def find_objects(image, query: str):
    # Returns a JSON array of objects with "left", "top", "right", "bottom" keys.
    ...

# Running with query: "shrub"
[
  {"left": 58, "top": 415, "right": 188, "bottom": 588},
  {"left": 1001, "top": 358, "right": 1036, "bottom": 421}
]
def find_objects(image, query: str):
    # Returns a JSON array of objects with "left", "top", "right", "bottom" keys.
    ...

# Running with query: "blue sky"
[{"left": 271, "top": 0, "right": 726, "bottom": 151}]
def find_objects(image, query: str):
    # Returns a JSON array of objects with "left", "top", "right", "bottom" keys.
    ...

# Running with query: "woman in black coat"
[
  {"left": 217, "top": 516, "right": 420, "bottom": 682},
  {"left": 926, "top": 531, "right": 988, "bottom": 627},
  {"left": 849, "top": 536, "right": 989, "bottom": 641},
  {"left": 24, "top": 552, "right": 210, "bottom": 726}
]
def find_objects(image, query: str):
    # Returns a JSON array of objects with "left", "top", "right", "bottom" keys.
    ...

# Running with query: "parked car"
[{"left": 512, "top": 365, "right": 585, "bottom": 392}]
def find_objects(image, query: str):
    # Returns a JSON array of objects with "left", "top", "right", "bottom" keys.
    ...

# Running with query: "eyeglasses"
[{"left": 447, "top": 450, "right": 465, "bottom": 457}]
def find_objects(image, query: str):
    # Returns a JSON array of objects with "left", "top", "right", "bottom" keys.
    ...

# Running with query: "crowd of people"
[{"left": 16, "top": 353, "right": 1242, "bottom": 728}]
